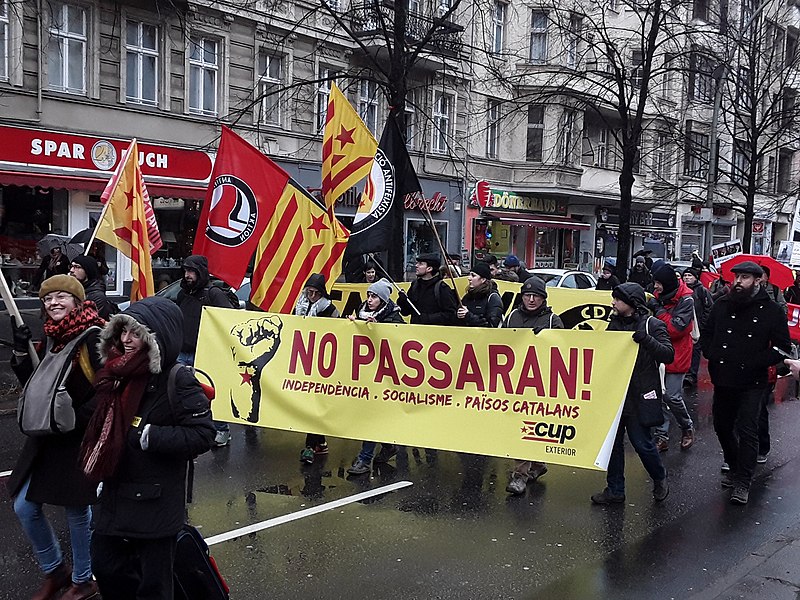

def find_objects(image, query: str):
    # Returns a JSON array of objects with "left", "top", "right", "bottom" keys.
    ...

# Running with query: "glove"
[
  {"left": 10, "top": 317, "right": 31, "bottom": 354},
  {"left": 632, "top": 330, "right": 647, "bottom": 344},
  {"left": 646, "top": 298, "right": 662, "bottom": 315},
  {"left": 397, "top": 290, "right": 408, "bottom": 302}
]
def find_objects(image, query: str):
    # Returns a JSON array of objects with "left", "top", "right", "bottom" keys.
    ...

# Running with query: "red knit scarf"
[
  {"left": 43, "top": 300, "right": 105, "bottom": 352},
  {"left": 80, "top": 347, "right": 152, "bottom": 482}
]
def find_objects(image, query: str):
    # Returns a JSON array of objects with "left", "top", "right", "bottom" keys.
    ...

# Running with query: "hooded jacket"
[
  {"left": 83, "top": 278, "right": 118, "bottom": 320},
  {"left": 398, "top": 274, "right": 458, "bottom": 325},
  {"left": 460, "top": 282, "right": 504, "bottom": 328},
  {"left": 177, "top": 255, "right": 231, "bottom": 354},
  {"left": 701, "top": 286, "right": 791, "bottom": 388},
  {"left": 652, "top": 279, "right": 695, "bottom": 373},
  {"left": 91, "top": 297, "right": 215, "bottom": 538}
]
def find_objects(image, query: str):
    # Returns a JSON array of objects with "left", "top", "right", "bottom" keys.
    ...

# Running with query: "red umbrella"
[{"left": 720, "top": 254, "right": 794, "bottom": 289}]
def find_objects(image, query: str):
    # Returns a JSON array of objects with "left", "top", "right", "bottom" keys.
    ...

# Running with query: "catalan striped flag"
[
  {"left": 94, "top": 140, "right": 155, "bottom": 301},
  {"left": 250, "top": 180, "right": 350, "bottom": 313},
  {"left": 320, "top": 83, "right": 377, "bottom": 210}
]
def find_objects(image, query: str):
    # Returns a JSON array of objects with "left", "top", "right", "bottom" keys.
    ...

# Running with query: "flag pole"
[
  {"left": 367, "top": 253, "right": 420, "bottom": 316},
  {"left": 0, "top": 269, "right": 39, "bottom": 367}
]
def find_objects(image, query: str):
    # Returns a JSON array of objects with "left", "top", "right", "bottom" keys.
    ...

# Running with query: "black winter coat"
[
  {"left": 84, "top": 278, "right": 118, "bottom": 320},
  {"left": 177, "top": 256, "right": 232, "bottom": 354},
  {"left": 353, "top": 299, "right": 404, "bottom": 324},
  {"left": 398, "top": 275, "right": 457, "bottom": 325},
  {"left": 459, "top": 284, "right": 503, "bottom": 328},
  {"left": 502, "top": 303, "right": 564, "bottom": 332},
  {"left": 608, "top": 311, "right": 674, "bottom": 422},
  {"left": 700, "top": 287, "right": 791, "bottom": 388},
  {"left": 596, "top": 275, "right": 621, "bottom": 291},
  {"left": 7, "top": 329, "right": 103, "bottom": 506}
]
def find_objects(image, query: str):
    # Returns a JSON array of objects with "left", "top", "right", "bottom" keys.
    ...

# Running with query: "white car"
[
  {"left": 528, "top": 269, "right": 598, "bottom": 289},
  {"left": 117, "top": 277, "right": 250, "bottom": 311}
]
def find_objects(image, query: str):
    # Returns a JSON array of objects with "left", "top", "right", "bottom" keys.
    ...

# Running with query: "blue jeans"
[
  {"left": 607, "top": 415, "right": 667, "bottom": 497},
  {"left": 179, "top": 351, "right": 228, "bottom": 433},
  {"left": 358, "top": 441, "right": 378, "bottom": 463},
  {"left": 13, "top": 477, "right": 93, "bottom": 583}
]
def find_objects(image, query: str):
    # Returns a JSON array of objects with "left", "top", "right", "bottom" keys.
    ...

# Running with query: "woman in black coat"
[
  {"left": 81, "top": 296, "right": 215, "bottom": 600},
  {"left": 8, "top": 274, "right": 105, "bottom": 600},
  {"left": 456, "top": 261, "right": 503, "bottom": 328}
]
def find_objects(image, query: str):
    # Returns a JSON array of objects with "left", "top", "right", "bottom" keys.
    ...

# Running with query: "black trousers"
[
  {"left": 91, "top": 533, "right": 176, "bottom": 600},
  {"left": 712, "top": 386, "right": 764, "bottom": 487}
]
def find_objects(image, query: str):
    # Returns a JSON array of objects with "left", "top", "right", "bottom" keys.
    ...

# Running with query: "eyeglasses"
[
  {"left": 42, "top": 292, "right": 73, "bottom": 305},
  {"left": 69, "top": 263, "right": 84, "bottom": 271}
]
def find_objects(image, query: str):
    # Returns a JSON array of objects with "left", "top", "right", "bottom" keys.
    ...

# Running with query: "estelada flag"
[
  {"left": 250, "top": 181, "right": 350, "bottom": 313},
  {"left": 345, "top": 115, "right": 422, "bottom": 259},
  {"left": 321, "top": 83, "right": 377, "bottom": 210},
  {"left": 193, "top": 126, "right": 290, "bottom": 287},
  {"left": 94, "top": 140, "right": 155, "bottom": 301}
]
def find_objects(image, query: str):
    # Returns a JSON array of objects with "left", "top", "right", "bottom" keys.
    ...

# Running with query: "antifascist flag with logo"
[
  {"left": 94, "top": 140, "right": 155, "bottom": 301},
  {"left": 249, "top": 182, "right": 350, "bottom": 313},
  {"left": 193, "top": 126, "right": 290, "bottom": 287},
  {"left": 321, "top": 83, "right": 378, "bottom": 210},
  {"left": 345, "top": 115, "right": 422, "bottom": 259}
]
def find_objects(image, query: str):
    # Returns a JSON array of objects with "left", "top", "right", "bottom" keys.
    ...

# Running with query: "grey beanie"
[
  {"left": 367, "top": 278, "right": 392, "bottom": 303},
  {"left": 521, "top": 276, "right": 548, "bottom": 298}
]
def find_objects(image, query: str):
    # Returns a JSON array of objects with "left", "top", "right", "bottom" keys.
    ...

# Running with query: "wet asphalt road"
[{"left": 3, "top": 372, "right": 800, "bottom": 600}]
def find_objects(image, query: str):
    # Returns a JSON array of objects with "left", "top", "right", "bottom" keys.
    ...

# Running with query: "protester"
[
  {"left": 701, "top": 261, "right": 791, "bottom": 504},
  {"left": 456, "top": 261, "right": 503, "bottom": 328},
  {"left": 485, "top": 254, "right": 518, "bottom": 282},
  {"left": 503, "top": 255, "right": 529, "bottom": 281},
  {"left": 709, "top": 275, "right": 730, "bottom": 301},
  {"left": 628, "top": 256, "right": 653, "bottom": 291},
  {"left": 156, "top": 273, "right": 172, "bottom": 292},
  {"left": 346, "top": 278, "right": 405, "bottom": 476},
  {"left": 33, "top": 246, "right": 70, "bottom": 287},
  {"left": 83, "top": 296, "right": 215, "bottom": 599},
  {"left": 783, "top": 272, "right": 800, "bottom": 305},
  {"left": 591, "top": 282, "right": 674, "bottom": 505},
  {"left": 176, "top": 255, "right": 235, "bottom": 446},
  {"left": 682, "top": 267, "right": 713, "bottom": 388},
  {"left": 296, "top": 273, "right": 340, "bottom": 463},
  {"left": 502, "top": 276, "right": 564, "bottom": 495},
  {"left": 69, "top": 254, "right": 119, "bottom": 320},
  {"left": 447, "top": 253, "right": 463, "bottom": 277},
  {"left": 595, "top": 262, "right": 620, "bottom": 291},
  {"left": 649, "top": 261, "right": 695, "bottom": 451},
  {"left": 761, "top": 266, "right": 788, "bottom": 316},
  {"left": 8, "top": 274, "right": 104, "bottom": 600},
  {"left": 363, "top": 261, "right": 378, "bottom": 284},
  {"left": 398, "top": 253, "right": 458, "bottom": 326}
]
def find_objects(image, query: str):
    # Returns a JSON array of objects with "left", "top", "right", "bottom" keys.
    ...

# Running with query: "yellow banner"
[{"left": 196, "top": 308, "right": 637, "bottom": 470}]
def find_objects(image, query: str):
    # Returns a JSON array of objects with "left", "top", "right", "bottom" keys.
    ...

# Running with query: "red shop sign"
[
  {"left": 752, "top": 221, "right": 765, "bottom": 233},
  {"left": 0, "top": 125, "right": 212, "bottom": 182}
]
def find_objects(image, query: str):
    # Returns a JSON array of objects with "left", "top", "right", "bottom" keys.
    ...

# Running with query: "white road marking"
[
  {"left": 205, "top": 480, "right": 413, "bottom": 546},
  {"left": 0, "top": 470, "right": 11, "bottom": 478}
]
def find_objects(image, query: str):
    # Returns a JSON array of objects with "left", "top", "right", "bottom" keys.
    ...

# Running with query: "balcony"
[{"left": 349, "top": 1, "right": 464, "bottom": 59}]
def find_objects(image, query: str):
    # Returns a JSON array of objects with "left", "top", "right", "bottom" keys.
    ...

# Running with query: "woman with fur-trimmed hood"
[{"left": 80, "top": 296, "right": 215, "bottom": 599}]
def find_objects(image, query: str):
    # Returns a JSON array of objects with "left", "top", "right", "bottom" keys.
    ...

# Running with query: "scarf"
[
  {"left": 357, "top": 300, "right": 395, "bottom": 322},
  {"left": 294, "top": 294, "right": 332, "bottom": 317},
  {"left": 80, "top": 347, "right": 152, "bottom": 482},
  {"left": 43, "top": 300, "right": 105, "bottom": 352},
  {"left": 464, "top": 280, "right": 493, "bottom": 300}
]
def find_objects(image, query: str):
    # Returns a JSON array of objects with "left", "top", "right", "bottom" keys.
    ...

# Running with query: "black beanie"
[
  {"left": 71, "top": 254, "right": 99, "bottom": 281},
  {"left": 652, "top": 261, "right": 678, "bottom": 294},
  {"left": 471, "top": 261, "right": 492, "bottom": 280}
]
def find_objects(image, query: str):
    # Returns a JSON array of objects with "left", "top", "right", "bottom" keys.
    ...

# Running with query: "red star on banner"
[
  {"left": 520, "top": 426, "right": 528, "bottom": 434},
  {"left": 124, "top": 187, "right": 136, "bottom": 208},
  {"left": 307, "top": 213, "right": 329, "bottom": 237},
  {"left": 336, "top": 126, "right": 355, "bottom": 147},
  {"left": 240, "top": 370, "right": 253, "bottom": 385}
]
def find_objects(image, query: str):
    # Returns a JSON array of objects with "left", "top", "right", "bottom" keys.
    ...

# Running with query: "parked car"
[
  {"left": 117, "top": 278, "right": 250, "bottom": 311},
  {"left": 528, "top": 269, "right": 597, "bottom": 289}
]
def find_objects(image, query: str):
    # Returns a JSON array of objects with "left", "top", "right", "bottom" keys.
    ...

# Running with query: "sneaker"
[
  {"left": 730, "top": 485, "right": 750, "bottom": 505},
  {"left": 506, "top": 474, "right": 528, "bottom": 495},
  {"left": 313, "top": 443, "right": 329, "bottom": 455},
  {"left": 757, "top": 453, "right": 768, "bottom": 464},
  {"left": 653, "top": 478, "right": 669, "bottom": 502},
  {"left": 721, "top": 462, "right": 730, "bottom": 473},
  {"left": 529, "top": 463, "right": 548, "bottom": 481},
  {"left": 656, "top": 438, "right": 669, "bottom": 453},
  {"left": 214, "top": 430, "right": 231, "bottom": 447},
  {"left": 347, "top": 459, "right": 371, "bottom": 475},
  {"left": 591, "top": 488, "right": 625, "bottom": 505},
  {"left": 680, "top": 429, "right": 695, "bottom": 450},
  {"left": 300, "top": 447, "right": 314, "bottom": 464},
  {"left": 374, "top": 445, "right": 398, "bottom": 464},
  {"left": 721, "top": 473, "right": 735, "bottom": 488}
]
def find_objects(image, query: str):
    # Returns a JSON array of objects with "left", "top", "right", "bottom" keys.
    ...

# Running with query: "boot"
[
  {"left": 60, "top": 580, "right": 99, "bottom": 600},
  {"left": 31, "top": 562, "right": 70, "bottom": 600}
]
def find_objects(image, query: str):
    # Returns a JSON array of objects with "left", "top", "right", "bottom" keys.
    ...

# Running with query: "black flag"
[{"left": 344, "top": 115, "right": 422, "bottom": 258}]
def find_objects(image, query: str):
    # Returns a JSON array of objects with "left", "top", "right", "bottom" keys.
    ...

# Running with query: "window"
[
  {"left": 487, "top": 99, "right": 501, "bottom": 158},
  {"left": 653, "top": 132, "right": 670, "bottom": 179},
  {"left": 258, "top": 51, "right": 282, "bottom": 125},
  {"left": 766, "top": 21, "right": 785, "bottom": 69},
  {"left": 0, "top": 0, "right": 8, "bottom": 81},
  {"left": 661, "top": 53, "right": 675, "bottom": 97},
  {"left": 188, "top": 37, "right": 219, "bottom": 116},
  {"left": 529, "top": 11, "right": 548, "bottom": 63},
  {"left": 778, "top": 149, "right": 793, "bottom": 192},
  {"left": 526, "top": 104, "right": 544, "bottom": 162},
  {"left": 431, "top": 91, "right": 452, "bottom": 154},
  {"left": 126, "top": 21, "right": 158, "bottom": 105},
  {"left": 735, "top": 66, "right": 751, "bottom": 110},
  {"left": 787, "top": 29, "right": 798, "bottom": 65},
  {"left": 492, "top": 2, "right": 506, "bottom": 55},
  {"left": 693, "top": 0, "right": 709, "bottom": 21},
  {"left": 684, "top": 121, "right": 709, "bottom": 178},
  {"left": 47, "top": 2, "right": 86, "bottom": 94},
  {"left": 732, "top": 139, "right": 748, "bottom": 184},
  {"left": 689, "top": 49, "right": 714, "bottom": 103},
  {"left": 359, "top": 79, "right": 379, "bottom": 135},
  {"left": 781, "top": 88, "right": 796, "bottom": 128},
  {"left": 437, "top": 0, "right": 452, "bottom": 18},
  {"left": 316, "top": 66, "right": 336, "bottom": 131},
  {"left": 405, "top": 90, "right": 417, "bottom": 149},
  {"left": 630, "top": 49, "right": 643, "bottom": 87},
  {"left": 765, "top": 155, "right": 777, "bottom": 192},
  {"left": 567, "top": 15, "right": 582, "bottom": 68},
  {"left": 559, "top": 110, "right": 576, "bottom": 165}
]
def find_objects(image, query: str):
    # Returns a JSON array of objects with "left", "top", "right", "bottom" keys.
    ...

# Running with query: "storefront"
[
  {"left": 596, "top": 207, "right": 677, "bottom": 270},
  {"left": 679, "top": 205, "right": 736, "bottom": 261},
  {"left": 0, "top": 126, "right": 212, "bottom": 299},
  {"left": 467, "top": 185, "right": 590, "bottom": 270}
]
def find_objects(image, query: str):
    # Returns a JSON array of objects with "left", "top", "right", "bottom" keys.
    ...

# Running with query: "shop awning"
[
  {"left": 0, "top": 170, "right": 208, "bottom": 200},
  {"left": 482, "top": 211, "right": 590, "bottom": 230}
]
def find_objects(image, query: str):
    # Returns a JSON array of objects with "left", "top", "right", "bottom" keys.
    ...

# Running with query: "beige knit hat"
[{"left": 38, "top": 274, "right": 85, "bottom": 302}]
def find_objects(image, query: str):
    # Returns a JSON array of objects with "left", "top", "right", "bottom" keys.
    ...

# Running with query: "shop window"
[
  {"left": 405, "top": 219, "right": 448, "bottom": 273},
  {"left": 188, "top": 36, "right": 219, "bottom": 116},
  {"left": 125, "top": 20, "right": 158, "bottom": 106},
  {"left": 47, "top": 2, "right": 87, "bottom": 95}
]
